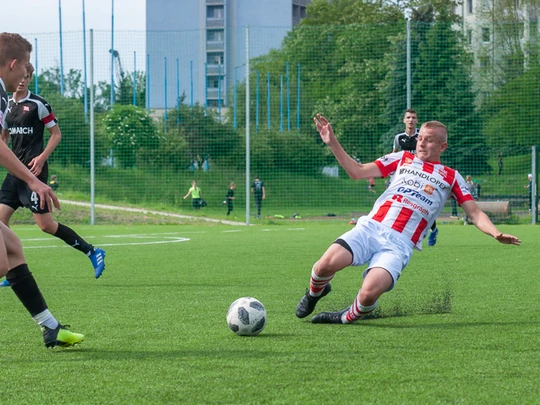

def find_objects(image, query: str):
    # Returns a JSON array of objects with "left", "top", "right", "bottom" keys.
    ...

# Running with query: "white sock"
[{"left": 33, "top": 309, "right": 59, "bottom": 329}]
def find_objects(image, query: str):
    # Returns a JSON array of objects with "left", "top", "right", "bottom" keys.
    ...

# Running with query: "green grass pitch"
[{"left": 1, "top": 223, "right": 539, "bottom": 404}]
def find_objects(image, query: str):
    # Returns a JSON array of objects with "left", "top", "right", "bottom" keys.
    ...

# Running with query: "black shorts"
[{"left": 0, "top": 173, "right": 50, "bottom": 214}]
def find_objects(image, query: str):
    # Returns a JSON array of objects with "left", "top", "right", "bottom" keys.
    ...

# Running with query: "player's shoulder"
[{"left": 28, "top": 92, "right": 51, "bottom": 106}]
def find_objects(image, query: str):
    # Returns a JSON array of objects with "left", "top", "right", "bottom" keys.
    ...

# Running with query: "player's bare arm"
[
  {"left": 1, "top": 128, "right": 9, "bottom": 145},
  {"left": 461, "top": 200, "right": 521, "bottom": 245},
  {"left": 314, "top": 114, "right": 382, "bottom": 180},
  {"left": 28, "top": 125, "right": 62, "bottom": 176}
]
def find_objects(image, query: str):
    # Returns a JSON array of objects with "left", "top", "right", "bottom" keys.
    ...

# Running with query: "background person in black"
[
  {"left": 225, "top": 182, "right": 236, "bottom": 216},
  {"left": 251, "top": 176, "right": 265, "bottom": 219},
  {"left": 0, "top": 32, "right": 83, "bottom": 347},
  {"left": 392, "top": 109, "right": 439, "bottom": 246},
  {"left": 0, "top": 63, "right": 106, "bottom": 285}
]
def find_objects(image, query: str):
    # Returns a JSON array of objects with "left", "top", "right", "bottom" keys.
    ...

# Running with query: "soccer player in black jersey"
[
  {"left": 0, "top": 63, "right": 106, "bottom": 285},
  {"left": 0, "top": 32, "right": 84, "bottom": 347},
  {"left": 392, "top": 109, "right": 439, "bottom": 246}
]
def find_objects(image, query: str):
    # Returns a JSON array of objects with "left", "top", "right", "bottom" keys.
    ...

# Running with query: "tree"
[{"left": 102, "top": 105, "right": 160, "bottom": 168}]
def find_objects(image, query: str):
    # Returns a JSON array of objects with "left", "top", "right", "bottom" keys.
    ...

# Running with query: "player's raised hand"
[
  {"left": 27, "top": 178, "right": 60, "bottom": 212},
  {"left": 313, "top": 114, "right": 335, "bottom": 145},
  {"left": 494, "top": 233, "right": 521, "bottom": 246}
]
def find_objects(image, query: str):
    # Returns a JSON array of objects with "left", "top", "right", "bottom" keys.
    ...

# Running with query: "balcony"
[
  {"left": 206, "top": 40, "right": 224, "bottom": 52},
  {"left": 206, "top": 0, "right": 224, "bottom": 4},
  {"left": 206, "top": 64, "right": 225, "bottom": 75},
  {"left": 206, "top": 18, "right": 224, "bottom": 28}
]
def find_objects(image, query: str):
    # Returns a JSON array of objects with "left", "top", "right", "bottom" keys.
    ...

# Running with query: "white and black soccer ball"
[{"left": 226, "top": 297, "right": 267, "bottom": 336}]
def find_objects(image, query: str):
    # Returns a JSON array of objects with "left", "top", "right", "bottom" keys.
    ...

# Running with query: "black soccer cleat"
[
  {"left": 295, "top": 283, "right": 332, "bottom": 318},
  {"left": 311, "top": 308, "right": 349, "bottom": 324},
  {"left": 42, "top": 324, "right": 85, "bottom": 348}
]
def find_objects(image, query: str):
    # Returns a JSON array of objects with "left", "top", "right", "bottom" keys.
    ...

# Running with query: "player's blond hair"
[
  {"left": 420, "top": 121, "right": 447, "bottom": 142},
  {"left": 26, "top": 62, "right": 35, "bottom": 77},
  {"left": 0, "top": 33, "right": 32, "bottom": 67}
]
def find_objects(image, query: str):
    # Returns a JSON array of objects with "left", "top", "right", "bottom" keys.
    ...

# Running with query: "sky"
[
  {"left": 0, "top": 0, "right": 146, "bottom": 33},
  {"left": 0, "top": 0, "right": 147, "bottom": 83}
]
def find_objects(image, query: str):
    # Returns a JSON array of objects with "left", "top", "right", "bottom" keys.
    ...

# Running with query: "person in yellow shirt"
[{"left": 183, "top": 180, "right": 203, "bottom": 210}]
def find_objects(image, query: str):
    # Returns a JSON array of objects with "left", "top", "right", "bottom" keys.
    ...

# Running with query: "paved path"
[{"left": 60, "top": 200, "right": 249, "bottom": 226}]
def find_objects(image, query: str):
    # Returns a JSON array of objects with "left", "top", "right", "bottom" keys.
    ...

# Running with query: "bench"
[{"left": 476, "top": 201, "right": 511, "bottom": 218}]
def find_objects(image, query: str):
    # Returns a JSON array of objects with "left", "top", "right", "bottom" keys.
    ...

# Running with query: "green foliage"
[
  {"left": 482, "top": 65, "right": 540, "bottom": 156},
  {"left": 102, "top": 105, "right": 160, "bottom": 168},
  {"left": 166, "top": 101, "right": 241, "bottom": 169}
]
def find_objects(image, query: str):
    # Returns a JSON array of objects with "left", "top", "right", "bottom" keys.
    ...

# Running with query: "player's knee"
[{"left": 38, "top": 222, "right": 56, "bottom": 234}]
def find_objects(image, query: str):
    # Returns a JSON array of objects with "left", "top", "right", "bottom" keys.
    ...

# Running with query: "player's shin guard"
[
  {"left": 344, "top": 294, "right": 378, "bottom": 323},
  {"left": 6, "top": 264, "right": 48, "bottom": 317},
  {"left": 309, "top": 266, "right": 334, "bottom": 297}
]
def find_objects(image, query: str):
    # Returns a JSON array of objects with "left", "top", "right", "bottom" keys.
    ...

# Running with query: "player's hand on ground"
[
  {"left": 313, "top": 114, "right": 335, "bottom": 145},
  {"left": 27, "top": 178, "right": 60, "bottom": 211},
  {"left": 495, "top": 233, "right": 521, "bottom": 245}
]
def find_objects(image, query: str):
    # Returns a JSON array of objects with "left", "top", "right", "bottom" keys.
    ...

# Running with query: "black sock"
[
  {"left": 6, "top": 264, "right": 48, "bottom": 317},
  {"left": 54, "top": 223, "right": 93, "bottom": 254}
]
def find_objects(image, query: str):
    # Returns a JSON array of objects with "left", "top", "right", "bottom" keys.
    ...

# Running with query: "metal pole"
[
  {"left": 82, "top": 0, "right": 88, "bottom": 120},
  {"left": 267, "top": 72, "right": 270, "bottom": 130},
  {"left": 164, "top": 57, "right": 168, "bottom": 132},
  {"left": 533, "top": 146, "right": 537, "bottom": 225},
  {"left": 256, "top": 71, "right": 259, "bottom": 133},
  {"left": 406, "top": 16, "right": 411, "bottom": 109},
  {"left": 297, "top": 63, "right": 300, "bottom": 132},
  {"left": 58, "top": 0, "right": 65, "bottom": 95},
  {"left": 110, "top": 0, "right": 115, "bottom": 107},
  {"left": 245, "top": 26, "right": 251, "bottom": 225},
  {"left": 286, "top": 61, "right": 290, "bottom": 132},
  {"left": 280, "top": 75, "right": 283, "bottom": 133},
  {"left": 204, "top": 62, "right": 208, "bottom": 114},
  {"left": 34, "top": 38, "right": 39, "bottom": 93},
  {"left": 233, "top": 67, "right": 237, "bottom": 128},
  {"left": 176, "top": 58, "right": 180, "bottom": 110},
  {"left": 146, "top": 53, "right": 150, "bottom": 112},
  {"left": 190, "top": 60, "right": 194, "bottom": 107},
  {"left": 133, "top": 51, "right": 137, "bottom": 106},
  {"left": 218, "top": 64, "right": 222, "bottom": 122},
  {"left": 89, "top": 29, "right": 95, "bottom": 225}
]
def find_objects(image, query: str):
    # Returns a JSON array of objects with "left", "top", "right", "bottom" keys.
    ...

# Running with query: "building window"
[
  {"left": 467, "top": 29, "right": 473, "bottom": 45},
  {"left": 207, "top": 52, "right": 223, "bottom": 65},
  {"left": 467, "top": 0, "right": 473, "bottom": 14},
  {"left": 207, "top": 6, "right": 224, "bottom": 19},
  {"left": 482, "top": 27, "right": 490, "bottom": 42},
  {"left": 207, "top": 30, "right": 224, "bottom": 42}
]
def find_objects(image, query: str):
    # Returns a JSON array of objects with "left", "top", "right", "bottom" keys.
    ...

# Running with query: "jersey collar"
[
  {"left": 12, "top": 90, "right": 31, "bottom": 104},
  {"left": 0, "top": 77, "right": 5, "bottom": 93}
]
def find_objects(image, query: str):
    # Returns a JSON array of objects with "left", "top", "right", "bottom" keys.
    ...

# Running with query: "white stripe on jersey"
[{"left": 371, "top": 151, "right": 474, "bottom": 250}]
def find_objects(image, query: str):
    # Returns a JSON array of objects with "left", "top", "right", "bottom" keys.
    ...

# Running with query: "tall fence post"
[
  {"left": 89, "top": 29, "right": 95, "bottom": 225},
  {"left": 245, "top": 26, "right": 251, "bottom": 225},
  {"left": 533, "top": 145, "right": 538, "bottom": 225}
]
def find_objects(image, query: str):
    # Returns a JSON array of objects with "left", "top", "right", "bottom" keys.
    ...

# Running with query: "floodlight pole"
[{"left": 532, "top": 146, "right": 537, "bottom": 225}]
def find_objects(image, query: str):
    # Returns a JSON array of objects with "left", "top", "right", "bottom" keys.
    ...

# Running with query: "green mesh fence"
[{"left": 3, "top": 18, "right": 539, "bottom": 225}]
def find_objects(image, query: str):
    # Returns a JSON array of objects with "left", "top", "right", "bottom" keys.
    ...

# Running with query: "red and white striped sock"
[
  {"left": 343, "top": 294, "right": 378, "bottom": 323},
  {"left": 309, "top": 267, "right": 333, "bottom": 297}
]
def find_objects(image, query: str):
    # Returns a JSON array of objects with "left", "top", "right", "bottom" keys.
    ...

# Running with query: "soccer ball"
[{"left": 226, "top": 297, "right": 267, "bottom": 336}]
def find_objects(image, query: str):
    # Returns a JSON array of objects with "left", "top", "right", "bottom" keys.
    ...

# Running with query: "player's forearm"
[
  {"left": 328, "top": 142, "right": 364, "bottom": 179},
  {"left": 471, "top": 211, "right": 501, "bottom": 238},
  {"left": 41, "top": 129, "right": 62, "bottom": 161}
]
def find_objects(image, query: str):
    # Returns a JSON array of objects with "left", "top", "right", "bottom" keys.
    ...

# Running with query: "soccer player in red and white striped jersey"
[{"left": 295, "top": 114, "right": 521, "bottom": 324}]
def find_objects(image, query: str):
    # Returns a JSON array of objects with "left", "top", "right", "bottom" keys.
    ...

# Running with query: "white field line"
[{"left": 59, "top": 199, "right": 249, "bottom": 226}]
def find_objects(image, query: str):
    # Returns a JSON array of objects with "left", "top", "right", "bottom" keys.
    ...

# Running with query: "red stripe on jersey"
[
  {"left": 411, "top": 218, "right": 428, "bottom": 245},
  {"left": 391, "top": 207, "right": 413, "bottom": 233},
  {"left": 440, "top": 166, "right": 456, "bottom": 185},
  {"left": 374, "top": 159, "right": 399, "bottom": 178},
  {"left": 42, "top": 113, "right": 56, "bottom": 125},
  {"left": 372, "top": 200, "right": 393, "bottom": 222},
  {"left": 422, "top": 161, "right": 434, "bottom": 174},
  {"left": 452, "top": 181, "right": 474, "bottom": 205}
]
